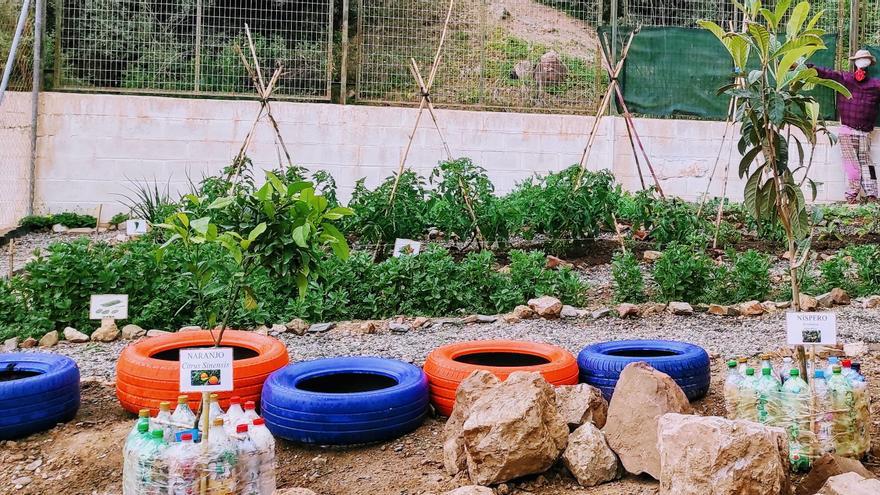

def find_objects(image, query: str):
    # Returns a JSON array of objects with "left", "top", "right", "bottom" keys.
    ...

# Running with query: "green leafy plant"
[
  {"left": 428, "top": 158, "right": 509, "bottom": 245},
  {"left": 730, "top": 249, "right": 772, "bottom": 302},
  {"left": 18, "top": 215, "right": 56, "bottom": 230},
  {"left": 652, "top": 243, "right": 713, "bottom": 302},
  {"left": 701, "top": 0, "right": 849, "bottom": 311},
  {"left": 110, "top": 212, "right": 130, "bottom": 226},
  {"left": 848, "top": 245, "right": 880, "bottom": 296},
  {"left": 611, "top": 251, "right": 646, "bottom": 303},
  {"left": 346, "top": 170, "right": 430, "bottom": 246},
  {"left": 20, "top": 213, "right": 97, "bottom": 230},
  {"left": 818, "top": 253, "right": 851, "bottom": 293},
  {"left": 119, "top": 177, "right": 177, "bottom": 224}
]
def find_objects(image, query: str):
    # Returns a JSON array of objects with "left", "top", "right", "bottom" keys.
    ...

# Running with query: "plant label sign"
[
  {"left": 393, "top": 238, "right": 422, "bottom": 257},
  {"left": 89, "top": 294, "right": 129, "bottom": 320},
  {"left": 179, "top": 347, "right": 234, "bottom": 393},
  {"left": 786, "top": 312, "right": 836, "bottom": 345},
  {"left": 126, "top": 219, "right": 149, "bottom": 236}
]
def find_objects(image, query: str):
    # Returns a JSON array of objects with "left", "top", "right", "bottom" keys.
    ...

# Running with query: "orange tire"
[
  {"left": 423, "top": 340, "right": 578, "bottom": 416},
  {"left": 116, "top": 330, "right": 289, "bottom": 414}
]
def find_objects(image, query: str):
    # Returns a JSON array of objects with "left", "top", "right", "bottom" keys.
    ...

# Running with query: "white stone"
[
  {"left": 562, "top": 423, "right": 620, "bottom": 487},
  {"left": 63, "top": 327, "right": 89, "bottom": 343}
]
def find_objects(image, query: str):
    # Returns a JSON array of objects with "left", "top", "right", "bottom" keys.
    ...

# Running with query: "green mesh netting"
[{"left": 600, "top": 26, "right": 839, "bottom": 120}]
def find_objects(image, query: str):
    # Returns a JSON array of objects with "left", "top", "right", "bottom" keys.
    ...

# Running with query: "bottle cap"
[
  {"left": 829, "top": 357, "right": 839, "bottom": 363},
  {"left": 852, "top": 363, "right": 861, "bottom": 374},
  {"left": 746, "top": 368, "right": 755, "bottom": 376},
  {"left": 159, "top": 401, "right": 171, "bottom": 411},
  {"left": 177, "top": 395, "right": 188, "bottom": 404},
  {"left": 253, "top": 418, "right": 265, "bottom": 426},
  {"left": 181, "top": 433, "right": 193, "bottom": 441},
  {"left": 783, "top": 357, "right": 792, "bottom": 362},
  {"left": 842, "top": 359, "right": 852, "bottom": 368},
  {"left": 814, "top": 370, "right": 825, "bottom": 378},
  {"left": 244, "top": 400, "right": 256, "bottom": 410},
  {"left": 738, "top": 357, "right": 747, "bottom": 363},
  {"left": 229, "top": 396, "right": 241, "bottom": 404},
  {"left": 727, "top": 360, "right": 737, "bottom": 368},
  {"left": 138, "top": 422, "right": 149, "bottom": 433},
  {"left": 151, "top": 430, "right": 164, "bottom": 439},
  {"left": 790, "top": 369, "right": 799, "bottom": 377},
  {"left": 236, "top": 424, "right": 248, "bottom": 433},
  {"left": 213, "top": 418, "right": 224, "bottom": 427},
  {"left": 833, "top": 365, "right": 842, "bottom": 373},
  {"left": 762, "top": 368, "right": 772, "bottom": 375},
  {"left": 138, "top": 409, "right": 150, "bottom": 418}
]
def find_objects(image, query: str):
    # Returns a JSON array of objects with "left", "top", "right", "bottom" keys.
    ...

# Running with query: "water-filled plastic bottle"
[
  {"left": 138, "top": 429, "right": 169, "bottom": 494},
  {"left": 234, "top": 424, "right": 260, "bottom": 495},
  {"left": 851, "top": 373, "right": 871, "bottom": 457},
  {"left": 756, "top": 367, "right": 780, "bottom": 425},
  {"left": 167, "top": 432, "right": 201, "bottom": 495},
  {"left": 206, "top": 418, "right": 238, "bottom": 495},
  {"left": 236, "top": 400, "right": 260, "bottom": 428},
  {"left": 813, "top": 370, "right": 834, "bottom": 455},
  {"left": 760, "top": 354, "right": 781, "bottom": 383},
  {"left": 224, "top": 396, "right": 245, "bottom": 435},
  {"left": 781, "top": 369, "right": 811, "bottom": 471},
  {"left": 737, "top": 368, "right": 759, "bottom": 421},
  {"left": 828, "top": 366, "right": 856, "bottom": 457},
  {"left": 723, "top": 360, "right": 742, "bottom": 419},
  {"left": 249, "top": 418, "right": 276, "bottom": 494},
  {"left": 123, "top": 420, "right": 150, "bottom": 495},
  {"left": 825, "top": 357, "right": 840, "bottom": 378},
  {"left": 777, "top": 357, "right": 795, "bottom": 384},
  {"left": 171, "top": 395, "right": 197, "bottom": 441},
  {"left": 152, "top": 401, "right": 173, "bottom": 442},
  {"left": 208, "top": 393, "right": 225, "bottom": 424},
  {"left": 738, "top": 357, "right": 749, "bottom": 376},
  {"left": 841, "top": 359, "right": 857, "bottom": 381}
]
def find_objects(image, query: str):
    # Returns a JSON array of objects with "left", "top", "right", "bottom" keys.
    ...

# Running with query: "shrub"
[
  {"left": 611, "top": 251, "right": 646, "bottom": 303},
  {"left": 818, "top": 254, "right": 852, "bottom": 294},
  {"left": 346, "top": 170, "right": 430, "bottom": 245},
  {"left": 849, "top": 245, "right": 880, "bottom": 296},
  {"left": 427, "top": 158, "right": 509, "bottom": 245},
  {"left": 19, "top": 213, "right": 97, "bottom": 230},
  {"left": 652, "top": 243, "right": 713, "bottom": 302},
  {"left": 730, "top": 249, "right": 772, "bottom": 302},
  {"left": 648, "top": 199, "right": 710, "bottom": 248}
]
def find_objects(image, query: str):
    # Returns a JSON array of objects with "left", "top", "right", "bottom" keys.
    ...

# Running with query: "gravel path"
[
  {"left": 0, "top": 230, "right": 120, "bottom": 276},
  {"left": 32, "top": 305, "right": 880, "bottom": 381}
]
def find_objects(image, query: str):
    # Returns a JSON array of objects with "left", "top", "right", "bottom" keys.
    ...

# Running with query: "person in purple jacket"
[{"left": 809, "top": 49, "right": 880, "bottom": 203}]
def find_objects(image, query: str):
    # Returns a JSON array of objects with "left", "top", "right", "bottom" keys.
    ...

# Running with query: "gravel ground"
[
  {"left": 0, "top": 230, "right": 120, "bottom": 276},
  {"left": 33, "top": 304, "right": 880, "bottom": 381}
]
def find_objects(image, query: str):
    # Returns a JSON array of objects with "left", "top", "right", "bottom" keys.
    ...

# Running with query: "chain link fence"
[
  {"left": 54, "top": 0, "right": 334, "bottom": 99},
  {"left": 356, "top": 0, "right": 605, "bottom": 113},
  {"left": 1, "top": 0, "right": 35, "bottom": 231}
]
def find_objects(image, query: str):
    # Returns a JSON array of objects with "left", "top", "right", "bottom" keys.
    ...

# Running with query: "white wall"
[
  {"left": 0, "top": 92, "right": 35, "bottom": 230},
  {"left": 28, "top": 92, "right": 857, "bottom": 218}
]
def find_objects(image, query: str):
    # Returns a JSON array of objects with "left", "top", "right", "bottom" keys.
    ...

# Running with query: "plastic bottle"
[
  {"left": 781, "top": 369, "right": 812, "bottom": 471},
  {"left": 206, "top": 418, "right": 238, "bottom": 495},
  {"left": 738, "top": 357, "right": 749, "bottom": 376},
  {"left": 208, "top": 393, "right": 225, "bottom": 425},
  {"left": 723, "top": 360, "right": 742, "bottom": 419},
  {"left": 759, "top": 354, "right": 780, "bottom": 383},
  {"left": 236, "top": 400, "right": 259, "bottom": 428},
  {"left": 224, "top": 396, "right": 244, "bottom": 435},
  {"left": 827, "top": 366, "right": 856, "bottom": 457},
  {"left": 138, "top": 429, "right": 169, "bottom": 494},
  {"left": 234, "top": 424, "right": 260, "bottom": 495},
  {"left": 851, "top": 362, "right": 863, "bottom": 377},
  {"left": 153, "top": 401, "right": 174, "bottom": 442},
  {"left": 123, "top": 421, "right": 150, "bottom": 495},
  {"left": 825, "top": 357, "right": 840, "bottom": 378},
  {"left": 171, "top": 395, "right": 197, "bottom": 441},
  {"left": 850, "top": 373, "right": 871, "bottom": 457},
  {"left": 167, "top": 432, "right": 201, "bottom": 495},
  {"left": 841, "top": 359, "right": 858, "bottom": 381},
  {"left": 249, "top": 418, "right": 276, "bottom": 494},
  {"left": 813, "top": 370, "right": 834, "bottom": 455},
  {"left": 755, "top": 367, "right": 780, "bottom": 425},
  {"left": 129, "top": 409, "right": 151, "bottom": 440},
  {"left": 737, "top": 368, "right": 759, "bottom": 421},
  {"left": 777, "top": 357, "right": 795, "bottom": 384}
]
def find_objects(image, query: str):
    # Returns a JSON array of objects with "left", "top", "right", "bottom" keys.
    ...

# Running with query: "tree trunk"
[{"left": 788, "top": 235, "right": 809, "bottom": 381}]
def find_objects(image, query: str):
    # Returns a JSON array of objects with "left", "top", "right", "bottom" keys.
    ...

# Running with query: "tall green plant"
[{"left": 700, "top": 0, "right": 849, "bottom": 311}]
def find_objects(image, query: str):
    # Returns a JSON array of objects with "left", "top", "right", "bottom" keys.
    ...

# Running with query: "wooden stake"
[
  {"left": 199, "top": 391, "right": 210, "bottom": 495},
  {"left": 94, "top": 204, "right": 103, "bottom": 235},
  {"left": 7, "top": 239, "right": 14, "bottom": 279}
]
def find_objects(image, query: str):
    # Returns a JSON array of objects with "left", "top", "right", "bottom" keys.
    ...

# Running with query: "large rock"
[
  {"left": 617, "top": 303, "right": 640, "bottom": 318},
  {"left": 512, "top": 305, "right": 534, "bottom": 319},
  {"left": 121, "top": 324, "right": 146, "bottom": 340},
  {"left": 534, "top": 51, "right": 568, "bottom": 88},
  {"left": 461, "top": 372, "right": 568, "bottom": 485},
  {"left": 444, "top": 487, "right": 494, "bottom": 495},
  {"left": 667, "top": 302, "right": 693, "bottom": 315},
  {"left": 443, "top": 370, "right": 502, "bottom": 475},
  {"left": 285, "top": 318, "right": 309, "bottom": 335},
  {"left": 657, "top": 413, "right": 790, "bottom": 495},
  {"left": 562, "top": 423, "right": 620, "bottom": 487},
  {"left": 2, "top": 337, "right": 18, "bottom": 352},
  {"left": 796, "top": 454, "right": 876, "bottom": 495},
  {"left": 642, "top": 250, "right": 662, "bottom": 262},
  {"left": 528, "top": 296, "right": 562, "bottom": 318},
  {"left": 708, "top": 303, "right": 739, "bottom": 316},
  {"left": 603, "top": 362, "right": 691, "bottom": 479},
  {"left": 19, "top": 337, "right": 37, "bottom": 348},
  {"left": 63, "top": 326, "right": 89, "bottom": 343},
  {"left": 38, "top": 330, "right": 59, "bottom": 348},
  {"left": 818, "top": 472, "right": 880, "bottom": 495},
  {"left": 555, "top": 383, "right": 608, "bottom": 430},
  {"left": 510, "top": 60, "right": 533, "bottom": 81},
  {"left": 863, "top": 295, "right": 880, "bottom": 309},
  {"left": 799, "top": 294, "right": 818, "bottom": 311},
  {"left": 91, "top": 320, "right": 120, "bottom": 342},
  {"left": 739, "top": 300, "right": 765, "bottom": 316}
]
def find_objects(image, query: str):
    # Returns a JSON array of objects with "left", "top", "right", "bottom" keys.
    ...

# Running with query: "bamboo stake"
[{"left": 7, "top": 239, "right": 13, "bottom": 279}]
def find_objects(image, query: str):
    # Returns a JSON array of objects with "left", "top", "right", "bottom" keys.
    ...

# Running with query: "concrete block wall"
[
  {"left": 21, "top": 92, "right": 869, "bottom": 218},
  {"left": 0, "top": 92, "right": 34, "bottom": 230}
]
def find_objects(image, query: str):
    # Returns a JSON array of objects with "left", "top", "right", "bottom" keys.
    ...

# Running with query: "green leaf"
[
  {"left": 208, "top": 196, "right": 234, "bottom": 210},
  {"left": 254, "top": 183, "right": 271, "bottom": 202},
  {"left": 243, "top": 286, "right": 258, "bottom": 311},
  {"left": 774, "top": 0, "right": 792, "bottom": 26},
  {"left": 295, "top": 273, "right": 308, "bottom": 298},
  {"left": 777, "top": 46, "right": 818, "bottom": 90},
  {"left": 739, "top": 146, "right": 763, "bottom": 178},
  {"left": 748, "top": 23, "right": 771, "bottom": 61},
  {"left": 248, "top": 222, "right": 267, "bottom": 242},
  {"left": 321, "top": 222, "right": 350, "bottom": 259},
  {"left": 292, "top": 224, "right": 309, "bottom": 248},
  {"left": 266, "top": 172, "right": 285, "bottom": 193},
  {"left": 807, "top": 77, "right": 851, "bottom": 98},
  {"left": 323, "top": 206, "right": 354, "bottom": 220},
  {"left": 786, "top": 1, "right": 810, "bottom": 39},
  {"left": 190, "top": 216, "right": 211, "bottom": 235},
  {"left": 744, "top": 169, "right": 763, "bottom": 216}
]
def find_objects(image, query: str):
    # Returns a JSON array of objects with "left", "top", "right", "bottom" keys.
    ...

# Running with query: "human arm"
[{"left": 806, "top": 63, "right": 846, "bottom": 84}]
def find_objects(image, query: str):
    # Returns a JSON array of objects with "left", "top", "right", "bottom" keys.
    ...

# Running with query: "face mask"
[{"left": 855, "top": 58, "right": 871, "bottom": 69}]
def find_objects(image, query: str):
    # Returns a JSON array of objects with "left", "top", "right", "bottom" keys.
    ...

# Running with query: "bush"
[
  {"left": 346, "top": 170, "right": 430, "bottom": 245},
  {"left": 849, "top": 245, "right": 880, "bottom": 296},
  {"left": 19, "top": 213, "right": 97, "bottom": 230},
  {"left": 652, "top": 243, "right": 713, "bottom": 302},
  {"left": 730, "top": 249, "right": 772, "bottom": 302},
  {"left": 818, "top": 254, "right": 852, "bottom": 294},
  {"left": 611, "top": 251, "right": 646, "bottom": 303}
]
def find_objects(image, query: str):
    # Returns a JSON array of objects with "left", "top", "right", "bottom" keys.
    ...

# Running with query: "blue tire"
[
  {"left": 261, "top": 357, "right": 429, "bottom": 445},
  {"left": 577, "top": 340, "right": 710, "bottom": 401},
  {"left": 0, "top": 352, "right": 81, "bottom": 439}
]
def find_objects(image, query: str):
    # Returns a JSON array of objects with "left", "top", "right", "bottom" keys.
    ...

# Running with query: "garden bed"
[{"left": 1, "top": 311, "right": 878, "bottom": 494}]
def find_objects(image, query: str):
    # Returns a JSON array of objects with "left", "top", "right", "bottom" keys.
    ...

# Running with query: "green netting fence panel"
[{"left": 601, "top": 26, "right": 839, "bottom": 120}]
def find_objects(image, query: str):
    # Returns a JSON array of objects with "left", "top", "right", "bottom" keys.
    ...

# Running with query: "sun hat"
[{"left": 849, "top": 49, "right": 876, "bottom": 65}]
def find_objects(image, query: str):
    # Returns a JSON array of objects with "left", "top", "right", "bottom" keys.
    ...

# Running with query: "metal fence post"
[
  {"left": 53, "top": 0, "right": 62, "bottom": 87},
  {"left": 194, "top": 0, "right": 203, "bottom": 92},
  {"left": 340, "top": 0, "right": 349, "bottom": 104},
  {"left": 29, "top": 0, "right": 44, "bottom": 216}
]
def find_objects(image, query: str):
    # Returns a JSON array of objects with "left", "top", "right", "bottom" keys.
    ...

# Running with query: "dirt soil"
[
  {"left": 1, "top": 356, "right": 879, "bottom": 495},
  {"left": 488, "top": 0, "right": 600, "bottom": 61}
]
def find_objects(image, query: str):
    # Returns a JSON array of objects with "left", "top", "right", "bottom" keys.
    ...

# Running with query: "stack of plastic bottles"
[
  {"left": 723, "top": 354, "right": 871, "bottom": 471},
  {"left": 122, "top": 394, "right": 277, "bottom": 494}
]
